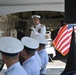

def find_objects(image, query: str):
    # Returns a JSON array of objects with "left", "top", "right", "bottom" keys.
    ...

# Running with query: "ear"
[
  {"left": 21, "top": 49, "right": 26, "bottom": 57},
  {"left": 1, "top": 53, "right": 5, "bottom": 60},
  {"left": 18, "top": 53, "right": 20, "bottom": 57},
  {"left": 22, "top": 49, "right": 26, "bottom": 53}
]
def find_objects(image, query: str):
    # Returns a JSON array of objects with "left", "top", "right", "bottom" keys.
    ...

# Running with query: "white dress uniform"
[
  {"left": 10, "top": 29, "right": 17, "bottom": 38},
  {"left": 38, "top": 49, "right": 49, "bottom": 75},
  {"left": 35, "top": 51, "right": 42, "bottom": 70},
  {"left": 5, "top": 62, "right": 27, "bottom": 75},
  {"left": 30, "top": 15, "right": 46, "bottom": 38},
  {"left": 22, "top": 55, "right": 40, "bottom": 75},
  {"left": 0, "top": 37, "right": 27, "bottom": 75},
  {"left": 30, "top": 23, "right": 46, "bottom": 38},
  {"left": 33, "top": 36, "right": 49, "bottom": 75},
  {"left": 21, "top": 37, "right": 40, "bottom": 75},
  {"left": 0, "top": 29, "right": 4, "bottom": 38}
]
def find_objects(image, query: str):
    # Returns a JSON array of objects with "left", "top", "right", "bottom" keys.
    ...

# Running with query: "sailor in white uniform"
[
  {"left": 30, "top": 15, "right": 46, "bottom": 38},
  {"left": 21, "top": 37, "right": 40, "bottom": 75},
  {"left": 35, "top": 51, "right": 42, "bottom": 70},
  {"left": 0, "top": 37, "right": 27, "bottom": 75},
  {"left": 0, "top": 29, "right": 4, "bottom": 38},
  {"left": 10, "top": 29, "right": 17, "bottom": 38},
  {"left": 34, "top": 36, "right": 49, "bottom": 75}
]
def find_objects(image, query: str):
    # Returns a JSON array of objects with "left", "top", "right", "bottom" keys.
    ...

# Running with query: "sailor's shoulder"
[{"left": 40, "top": 24, "right": 45, "bottom": 27}]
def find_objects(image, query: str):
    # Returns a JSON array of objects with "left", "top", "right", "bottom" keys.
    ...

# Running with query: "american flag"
[{"left": 52, "top": 24, "right": 75, "bottom": 56}]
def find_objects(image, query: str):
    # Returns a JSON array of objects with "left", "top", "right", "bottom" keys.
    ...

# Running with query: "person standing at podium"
[{"left": 30, "top": 15, "right": 46, "bottom": 38}]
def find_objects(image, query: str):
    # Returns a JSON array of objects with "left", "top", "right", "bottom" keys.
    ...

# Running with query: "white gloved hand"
[{"left": 31, "top": 27, "right": 35, "bottom": 32}]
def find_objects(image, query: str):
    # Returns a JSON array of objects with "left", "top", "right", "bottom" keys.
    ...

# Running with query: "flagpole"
[{"left": 60, "top": 24, "right": 76, "bottom": 75}]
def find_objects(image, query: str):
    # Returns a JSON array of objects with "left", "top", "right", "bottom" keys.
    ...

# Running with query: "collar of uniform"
[
  {"left": 35, "top": 23, "right": 41, "bottom": 28},
  {"left": 22, "top": 55, "right": 35, "bottom": 65},
  {"left": 38, "top": 48, "right": 45, "bottom": 53},
  {"left": 5, "top": 62, "right": 20, "bottom": 75}
]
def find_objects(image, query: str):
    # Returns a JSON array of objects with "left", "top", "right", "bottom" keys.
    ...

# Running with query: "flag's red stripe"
[
  {"left": 59, "top": 40, "right": 71, "bottom": 52},
  {"left": 62, "top": 48, "right": 70, "bottom": 56},
  {"left": 57, "top": 29, "right": 72, "bottom": 50},
  {"left": 57, "top": 36, "right": 71, "bottom": 51}
]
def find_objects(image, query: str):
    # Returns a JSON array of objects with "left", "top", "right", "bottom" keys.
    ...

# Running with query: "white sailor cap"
[
  {"left": 33, "top": 36, "right": 47, "bottom": 44},
  {"left": 21, "top": 37, "right": 39, "bottom": 49},
  {"left": 31, "top": 15, "right": 41, "bottom": 19},
  {"left": 0, "top": 37, "right": 24, "bottom": 54}
]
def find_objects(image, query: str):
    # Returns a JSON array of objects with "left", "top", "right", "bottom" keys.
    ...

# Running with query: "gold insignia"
[{"left": 41, "top": 24, "right": 45, "bottom": 27}]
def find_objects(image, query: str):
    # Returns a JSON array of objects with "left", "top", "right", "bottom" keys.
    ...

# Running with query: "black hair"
[
  {"left": 24, "top": 46, "right": 36, "bottom": 55},
  {"left": 1, "top": 52, "right": 18, "bottom": 56},
  {"left": 39, "top": 43, "right": 45, "bottom": 46}
]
